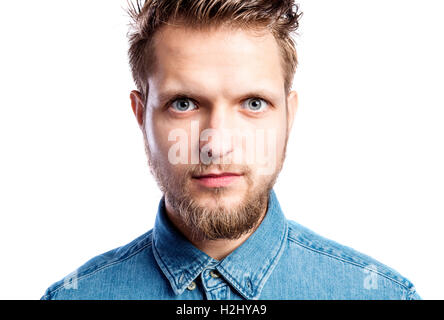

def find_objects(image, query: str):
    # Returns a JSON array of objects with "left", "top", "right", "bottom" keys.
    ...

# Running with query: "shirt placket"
[{"left": 200, "top": 267, "right": 230, "bottom": 300}]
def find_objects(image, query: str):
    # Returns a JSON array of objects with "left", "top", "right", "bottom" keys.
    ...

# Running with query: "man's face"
[{"left": 136, "top": 24, "right": 297, "bottom": 241}]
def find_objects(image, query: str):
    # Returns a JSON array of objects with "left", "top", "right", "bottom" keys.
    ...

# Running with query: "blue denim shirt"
[{"left": 41, "top": 189, "right": 420, "bottom": 300}]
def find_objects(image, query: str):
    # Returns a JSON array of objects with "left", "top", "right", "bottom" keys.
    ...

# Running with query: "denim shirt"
[{"left": 41, "top": 189, "right": 421, "bottom": 300}]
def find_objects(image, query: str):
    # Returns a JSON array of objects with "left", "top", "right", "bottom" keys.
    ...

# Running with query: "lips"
[
  {"left": 192, "top": 172, "right": 243, "bottom": 188},
  {"left": 193, "top": 172, "right": 242, "bottom": 178}
]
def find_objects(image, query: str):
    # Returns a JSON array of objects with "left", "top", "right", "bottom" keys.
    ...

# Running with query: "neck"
[{"left": 164, "top": 197, "right": 267, "bottom": 261}]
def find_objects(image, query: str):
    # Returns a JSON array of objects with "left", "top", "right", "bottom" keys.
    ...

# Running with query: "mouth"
[{"left": 191, "top": 172, "right": 244, "bottom": 188}]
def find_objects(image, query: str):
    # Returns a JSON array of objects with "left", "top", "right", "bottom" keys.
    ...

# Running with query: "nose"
[{"left": 199, "top": 104, "right": 234, "bottom": 162}]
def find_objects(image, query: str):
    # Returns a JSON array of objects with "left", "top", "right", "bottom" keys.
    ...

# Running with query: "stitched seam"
[
  {"left": 287, "top": 235, "right": 410, "bottom": 291},
  {"left": 152, "top": 238, "right": 214, "bottom": 292},
  {"left": 253, "top": 220, "right": 288, "bottom": 298},
  {"left": 204, "top": 282, "right": 227, "bottom": 292},
  {"left": 218, "top": 263, "right": 251, "bottom": 299},
  {"left": 152, "top": 238, "right": 182, "bottom": 291},
  {"left": 48, "top": 241, "right": 153, "bottom": 296},
  {"left": 218, "top": 221, "right": 288, "bottom": 300}
]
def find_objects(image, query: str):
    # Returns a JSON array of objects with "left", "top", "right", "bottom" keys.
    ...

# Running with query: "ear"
[
  {"left": 286, "top": 90, "right": 299, "bottom": 133},
  {"left": 130, "top": 90, "right": 145, "bottom": 127}
]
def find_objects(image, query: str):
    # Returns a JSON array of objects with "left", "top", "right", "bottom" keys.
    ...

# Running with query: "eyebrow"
[{"left": 157, "top": 88, "right": 282, "bottom": 107}]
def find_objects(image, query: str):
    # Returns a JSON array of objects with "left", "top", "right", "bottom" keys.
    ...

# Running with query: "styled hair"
[{"left": 127, "top": 0, "right": 302, "bottom": 101}]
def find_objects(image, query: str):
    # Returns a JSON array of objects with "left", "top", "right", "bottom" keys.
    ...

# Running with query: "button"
[
  {"left": 187, "top": 281, "right": 196, "bottom": 291},
  {"left": 209, "top": 270, "right": 220, "bottom": 278}
]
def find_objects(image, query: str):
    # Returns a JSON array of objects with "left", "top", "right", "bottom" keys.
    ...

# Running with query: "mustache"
[{"left": 186, "top": 163, "right": 252, "bottom": 177}]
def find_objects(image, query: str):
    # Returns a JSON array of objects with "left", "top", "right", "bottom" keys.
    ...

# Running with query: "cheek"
[
  {"left": 256, "top": 112, "right": 287, "bottom": 147},
  {"left": 149, "top": 117, "right": 194, "bottom": 169},
  {"left": 145, "top": 111, "right": 174, "bottom": 157},
  {"left": 276, "top": 123, "right": 288, "bottom": 155},
  {"left": 251, "top": 113, "right": 287, "bottom": 175},
  {"left": 273, "top": 111, "right": 288, "bottom": 152}
]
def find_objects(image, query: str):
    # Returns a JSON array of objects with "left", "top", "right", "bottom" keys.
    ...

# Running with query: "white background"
[{"left": 0, "top": 1, "right": 442, "bottom": 299}]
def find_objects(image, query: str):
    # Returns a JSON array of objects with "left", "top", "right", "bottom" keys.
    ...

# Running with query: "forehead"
[{"left": 148, "top": 24, "right": 285, "bottom": 100}]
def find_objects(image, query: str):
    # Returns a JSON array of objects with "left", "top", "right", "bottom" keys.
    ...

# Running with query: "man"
[{"left": 41, "top": 0, "right": 420, "bottom": 300}]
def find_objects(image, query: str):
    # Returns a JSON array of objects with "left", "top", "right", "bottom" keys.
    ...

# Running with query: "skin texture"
[{"left": 130, "top": 24, "right": 298, "bottom": 260}]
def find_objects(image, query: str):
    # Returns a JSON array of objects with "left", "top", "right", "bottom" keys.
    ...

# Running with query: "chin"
[{"left": 192, "top": 188, "right": 244, "bottom": 207}]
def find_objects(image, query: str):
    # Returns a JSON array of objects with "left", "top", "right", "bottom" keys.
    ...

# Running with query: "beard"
[{"left": 143, "top": 132, "right": 288, "bottom": 242}]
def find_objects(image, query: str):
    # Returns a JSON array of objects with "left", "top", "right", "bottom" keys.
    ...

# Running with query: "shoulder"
[
  {"left": 284, "top": 220, "right": 420, "bottom": 299},
  {"left": 40, "top": 229, "right": 155, "bottom": 300}
]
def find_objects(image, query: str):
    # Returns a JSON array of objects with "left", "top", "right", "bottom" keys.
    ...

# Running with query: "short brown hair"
[{"left": 127, "top": 0, "right": 302, "bottom": 101}]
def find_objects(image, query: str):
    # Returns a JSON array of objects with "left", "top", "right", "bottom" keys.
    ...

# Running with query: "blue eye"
[
  {"left": 243, "top": 98, "right": 269, "bottom": 112},
  {"left": 171, "top": 98, "right": 197, "bottom": 112}
]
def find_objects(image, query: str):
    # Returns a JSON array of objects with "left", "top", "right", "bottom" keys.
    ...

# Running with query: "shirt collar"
[{"left": 152, "top": 188, "right": 288, "bottom": 299}]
